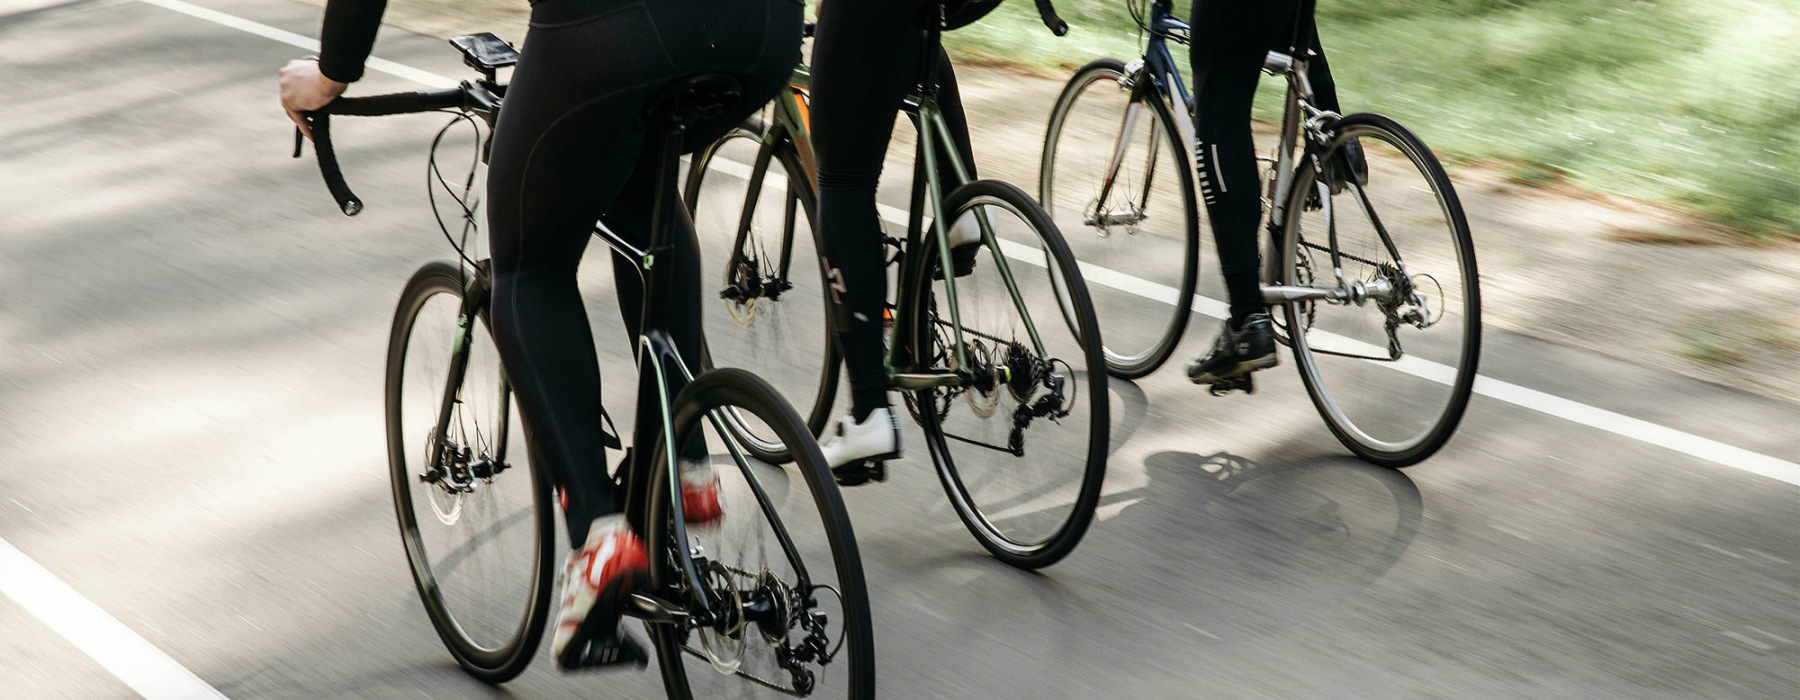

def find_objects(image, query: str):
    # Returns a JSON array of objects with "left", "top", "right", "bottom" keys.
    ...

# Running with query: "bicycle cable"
[{"left": 426, "top": 109, "right": 486, "bottom": 271}]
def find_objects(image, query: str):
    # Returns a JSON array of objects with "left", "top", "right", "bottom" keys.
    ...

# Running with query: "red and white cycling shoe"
[
  {"left": 552, "top": 515, "right": 649, "bottom": 671},
  {"left": 680, "top": 458, "right": 724, "bottom": 525}
]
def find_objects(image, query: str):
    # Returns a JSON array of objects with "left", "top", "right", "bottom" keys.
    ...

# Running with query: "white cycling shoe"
[
  {"left": 820, "top": 406, "right": 903, "bottom": 486},
  {"left": 941, "top": 213, "right": 985, "bottom": 278}
]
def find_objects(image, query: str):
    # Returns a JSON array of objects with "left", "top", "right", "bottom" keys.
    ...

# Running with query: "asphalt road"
[{"left": 2, "top": 1, "right": 1797, "bottom": 698}]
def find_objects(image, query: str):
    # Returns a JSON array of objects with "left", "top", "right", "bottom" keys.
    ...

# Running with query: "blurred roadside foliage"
[{"left": 943, "top": 0, "right": 1799, "bottom": 239}]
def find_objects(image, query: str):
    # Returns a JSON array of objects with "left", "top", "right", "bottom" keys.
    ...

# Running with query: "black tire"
[
  {"left": 1040, "top": 58, "right": 1202, "bottom": 379},
  {"left": 685, "top": 118, "right": 839, "bottom": 463},
  {"left": 906, "top": 180, "right": 1109, "bottom": 569},
  {"left": 1279, "top": 114, "right": 1480, "bottom": 467},
  {"left": 385, "top": 261, "right": 554, "bottom": 683},
  {"left": 645, "top": 368, "right": 874, "bottom": 699}
]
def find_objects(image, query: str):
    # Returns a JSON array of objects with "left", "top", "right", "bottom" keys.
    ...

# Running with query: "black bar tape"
[
  {"left": 1034, "top": 0, "right": 1069, "bottom": 36},
  {"left": 326, "top": 88, "right": 464, "bottom": 117},
  {"left": 307, "top": 112, "right": 364, "bottom": 217}
]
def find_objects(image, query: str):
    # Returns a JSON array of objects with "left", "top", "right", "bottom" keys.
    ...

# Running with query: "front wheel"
[
  {"left": 906, "top": 180, "right": 1110, "bottom": 569},
  {"left": 385, "top": 261, "right": 554, "bottom": 683},
  {"left": 646, "top": 368, "right": 874, "bottom": 699},
  {"left": 1279, "top": 114, "right": 1481, "bottom": 467},
  {"left": 685, "top": 118, "right": 838, "bottom": 463},
  {"left": 1040, "top": 58, "right": 1203, "bottom": 379}
]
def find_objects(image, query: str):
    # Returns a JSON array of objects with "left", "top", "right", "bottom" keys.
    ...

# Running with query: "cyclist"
[
  {"left": 279, "top": 0, "right": 801, "bottom": 670},
  {"left": 810, "top": 0, "right": 997, "bottom": 473},
  {"left": 1184, "top": 0, "right": 1364, "bottom": 388}
]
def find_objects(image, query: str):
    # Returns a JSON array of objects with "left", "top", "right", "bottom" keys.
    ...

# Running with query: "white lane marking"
[
  {"left": 0, "top": 537, "right": 230, "bottom": 699},
  {"left": 152, "top": 0, "right": 1800, "bottom": 489},
  {"left": 135, "top": 0, "right": 453, "bottom": 86}
]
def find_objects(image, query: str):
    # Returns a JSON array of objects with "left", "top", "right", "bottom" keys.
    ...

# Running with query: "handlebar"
[
  {"left": 295, "top": 85, "right": 483, "bottom": 216},
  {"left": 1034, "top": 0, "right": 1069, "bottom": 37}
]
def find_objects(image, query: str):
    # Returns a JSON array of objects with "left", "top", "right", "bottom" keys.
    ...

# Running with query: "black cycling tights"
[
  {"left": 811, "top": 0, "right": 978, "bottom": 420},
  {"left": 487, "top": 0, "right": 800, "bottom": 545},
  {"left": 1189, "top": 0, "right": 1340, "bottom": 324}
]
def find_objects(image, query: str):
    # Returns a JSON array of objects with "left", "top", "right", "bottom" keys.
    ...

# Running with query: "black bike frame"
[{"left": 305, "top": 76, "right": 821, "bottom": 632}]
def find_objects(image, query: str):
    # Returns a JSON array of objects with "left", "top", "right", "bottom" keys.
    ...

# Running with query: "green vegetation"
[{"left": 944, "top": 0, "right": 1799, "bottom": 239}]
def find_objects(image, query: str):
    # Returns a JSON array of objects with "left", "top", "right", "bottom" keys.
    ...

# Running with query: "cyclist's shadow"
[{"left": 1085, "top": 448, "right": 1425, "bottom": 636}]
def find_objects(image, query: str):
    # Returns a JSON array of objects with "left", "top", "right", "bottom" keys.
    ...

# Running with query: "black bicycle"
[
  {"left": 294, "top": 35, "right": 873, "bottom": 698},
  {"left": 684, "top": 3, "right": 1109, "bottom": 569}
]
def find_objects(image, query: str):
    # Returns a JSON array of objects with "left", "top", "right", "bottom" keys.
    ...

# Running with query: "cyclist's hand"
[{"left": 279, "top": 58, "right": 347, "bottom": 141}]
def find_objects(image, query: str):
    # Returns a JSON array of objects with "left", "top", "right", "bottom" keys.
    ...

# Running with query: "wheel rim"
[
  {"left": 1283, "top": 123, "right": 1478, "bottom": 458},
  {"left": 650, "top": 372, "right": 871, "bottom": 698},
  {"left": 1042, "top": 66, "right": 1198, "bottom": 375},
  {"left": 392, "top": 284, "right": 544, "bottom": 659},
  {"left": 918, "top": 192, "right": 1104, "bottom": 559},
  {"left": 689, "top": 129, "right": 833, "bottom": 457}
]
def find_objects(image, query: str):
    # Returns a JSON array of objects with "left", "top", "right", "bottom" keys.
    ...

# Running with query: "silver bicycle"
[{"left": 1040, "top": 0, "right": 1480, "bottom": 466}]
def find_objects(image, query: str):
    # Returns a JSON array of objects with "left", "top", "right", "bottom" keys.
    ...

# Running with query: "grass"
[{"left": 940, "top": 0, "right": 1799, "bottom": 240}]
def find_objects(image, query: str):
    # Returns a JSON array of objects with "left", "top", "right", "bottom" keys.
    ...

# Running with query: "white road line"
[
  {"left": 144, "top": 0, "right": 1800, "bottom": 490},
  {"left": 136, "top": 0, "right": 453, "bottom": 86},
  {"left": 0, "top": 538, "right": 230, "bottom": 700}
]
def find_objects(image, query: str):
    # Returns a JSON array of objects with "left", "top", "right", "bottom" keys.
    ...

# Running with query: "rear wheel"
[
  {"left": 1279, "top": 114, "right": 1480, "bottom": 467},
  {"left": 1040, "top": 58, "right": 1203, "bottom": 379},
  {"left": 906, "top": 180, "right": 1109, "bottom": 569},
  {"left": 646, "top": 368, "right": 874, "bottom": 699},
  {"left": 685, "top": 119, "right": 838, "bottom": 462},
  {"left": 386, "top": 261, "right": 553, "bottom": 683}
]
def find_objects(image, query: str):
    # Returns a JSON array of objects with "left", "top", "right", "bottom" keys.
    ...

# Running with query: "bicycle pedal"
[
  {"left": 831, "top": 460, "right": 887, "bottom": 487},
  {"left": 1207, "top": 374, "right": 1255, "bottom": 397}
]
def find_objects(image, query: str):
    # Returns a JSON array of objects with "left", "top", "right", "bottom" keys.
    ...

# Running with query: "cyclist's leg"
[
  {"left": 488, "top": 0, "right": 797, "bottom": 668},
  {"left": 602, "top": 70, "right": 793, "bottom": 466},
  {"left": 1185, "top": 0, "right": 1290, "bottom": 384},
  {"left": 488, "top": 84, "right": 648, "bottom": 549},
  {"left": 811, "top": 0, "right": 931, "bottom": 423},
  {"left": 933, "top": 49, "right": 979, "bottom": 182}
]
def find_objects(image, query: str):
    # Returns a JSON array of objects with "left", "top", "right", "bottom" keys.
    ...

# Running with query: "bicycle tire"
[
  {"left": 685, "top": 117, "right": 839, "bottom": 462},
  {"left": 1279, "top": 114, "right": 1481, "bottom": 467},
  {"left": 644, "top": 368, "right": 874, "bottom": 699},
  {"left": 1040, "top": 58, "right": 1201, "bottom": 379},
  {"left": 905, "top": 179, "right": 1109, "bottom": 569},
  {"left": 385, "top": 261, "right": 554, "bottom": 683}
]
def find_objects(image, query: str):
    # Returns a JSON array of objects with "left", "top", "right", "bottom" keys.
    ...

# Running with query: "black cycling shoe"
[
  {"left": 1186, "top": 312, "right": 1279, "bottom": 387},
  {"left": 1306, "top": 139, "right": 1369, "bottom": 210},
  {"left": 1322, "top": 139, "right": 1368, "bottom": 195}
]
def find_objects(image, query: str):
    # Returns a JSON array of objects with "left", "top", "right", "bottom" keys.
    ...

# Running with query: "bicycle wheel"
[
  {"left": 1279, "top": 114, "right": 1481, "bottom": 467},
  {"left": 1040, "top": 58, "right": 1202, "bottom": 379},
  {"left": 685, "top": 118, "right": 838, "bottom": 462},
  {"left": 645, "top": 368, "right": 874, "bottom": 699},
  {"left": 904, "top": 179, "right": 1109, "bottom": 569},
  {"left": 386, "top": 261, "right": 554, "bottom": 683}
]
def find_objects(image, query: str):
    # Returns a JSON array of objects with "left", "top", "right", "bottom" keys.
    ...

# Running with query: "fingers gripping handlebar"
[{"left": 293, "top": 87, "right": 472, "bottom": 216}]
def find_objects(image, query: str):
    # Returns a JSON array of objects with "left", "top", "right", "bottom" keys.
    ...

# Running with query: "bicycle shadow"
[
  {"left": 1098, "top": 448, "right": 1423, "bottom": 631},
  {"left": 909, "top": 446, "right": 1424, "bottom": 640}
]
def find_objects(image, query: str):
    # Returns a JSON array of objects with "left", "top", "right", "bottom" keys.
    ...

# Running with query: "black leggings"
[
  {"left": 487, "top": 0, "right": 801, "bottom": 545},
  {"left": 810, "top": 0, "right": 978, "bottom": 419},
  {"left": 1189, "top": 0, "right": 1340, "bottom": 322}
]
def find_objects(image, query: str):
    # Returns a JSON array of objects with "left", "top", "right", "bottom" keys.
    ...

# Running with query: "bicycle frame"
[
  {"left": 597, "top": 119, "right": 822, "bottom": 628},
  {"left": 745, "top": 25, "right": 1053, "bottom": 392},
  {"left": 1102, "top": 0, "right": 1408, "bottom": 311}
]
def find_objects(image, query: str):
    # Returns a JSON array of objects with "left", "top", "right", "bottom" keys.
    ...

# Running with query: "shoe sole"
[
  {"left": 556, "top": 568, "right": 647, "bottom": 671},
  {"left": 934, "top": 243, "right": 981, "bottom": 279},
  {"left": 1186, "top": 353, "right": 1279, "bottom": 385}
]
